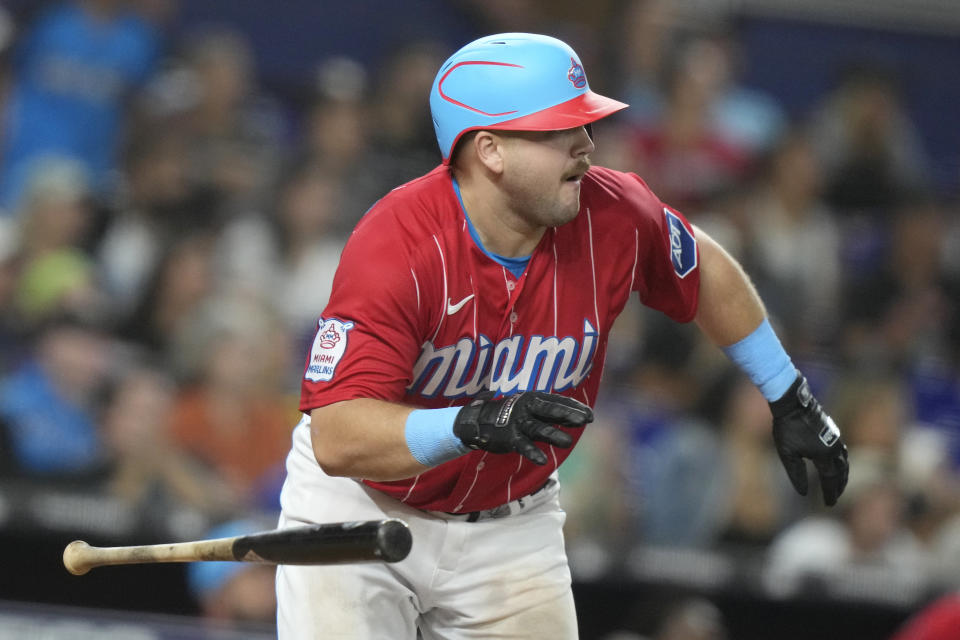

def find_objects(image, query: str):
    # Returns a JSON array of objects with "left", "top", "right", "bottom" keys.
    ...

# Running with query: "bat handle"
[{"left": 63, "top": 540, "right": 95, "bottom": 576}]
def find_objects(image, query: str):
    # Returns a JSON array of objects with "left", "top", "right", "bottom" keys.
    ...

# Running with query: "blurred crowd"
[{"left": 0, "top": 0, "right": 959, "bottom": 634}]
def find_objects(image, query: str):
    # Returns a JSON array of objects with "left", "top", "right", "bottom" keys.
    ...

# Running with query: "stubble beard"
[{"left": 504, "top": 174, "right": 582, "bottom": 231}]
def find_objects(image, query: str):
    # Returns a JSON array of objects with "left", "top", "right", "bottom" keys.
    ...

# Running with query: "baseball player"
[{"left": 276, "top": 33, "right": 849, "bottom": 639}]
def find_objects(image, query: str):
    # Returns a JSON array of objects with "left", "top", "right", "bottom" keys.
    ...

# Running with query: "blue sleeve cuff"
[
  {"left": 404, "top": 407, "right": 470, "bottom": 467},
  {"left": 721, "top": 318, "right": 797, "bottom": 402}
]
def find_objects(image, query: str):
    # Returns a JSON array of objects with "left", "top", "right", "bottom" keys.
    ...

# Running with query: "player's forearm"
[
  {"left": 693, "top": 225, "right": 798, "bottom": 402},
  {"left": 692, "top": 225, "right": 766, "bottom": 346},
  {"left": 310, "top": 400, "right": 433, "bottom": 482},
  {"left": 695, "top": 228, "right": 849, "bottom": 506}
]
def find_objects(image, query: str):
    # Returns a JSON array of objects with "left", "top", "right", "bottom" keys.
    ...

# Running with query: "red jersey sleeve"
[
  {"left": 584, "top": 167, "right": 700, "bottom": 323},
  {"left": 633, "top": 191, "right": 700, "bottom": 323},
  {"left": 299, "top": 210, "right": 428, "bottom": 411}
]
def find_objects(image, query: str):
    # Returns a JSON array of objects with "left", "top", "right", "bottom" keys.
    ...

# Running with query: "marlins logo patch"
[
  {"left": 663, "top": 208, "right": 697, "bottom": 278},
  {"left": 567, "top": 57, "right": 586, "bottom": 89},
  {"left": 305, "top": 317, "right": 355, "bottom": 382}
]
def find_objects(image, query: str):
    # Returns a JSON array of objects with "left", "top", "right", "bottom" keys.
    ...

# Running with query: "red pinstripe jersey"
[{"left": 300, "top": 164, "right": 700, "bottom": 512}]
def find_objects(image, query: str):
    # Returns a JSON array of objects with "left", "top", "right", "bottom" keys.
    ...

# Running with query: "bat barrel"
[{"left": 232, "top": 518, "right": 413, "bottom": 565}]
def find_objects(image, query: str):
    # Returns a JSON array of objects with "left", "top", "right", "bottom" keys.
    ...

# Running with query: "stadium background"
[{"left": 1, "top": 1, "right": 959, "bottom": 638}]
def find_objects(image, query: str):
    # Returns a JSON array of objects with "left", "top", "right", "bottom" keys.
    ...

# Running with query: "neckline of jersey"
[{"left": 450, "top": 176, "right": 530, "bottom": 279}]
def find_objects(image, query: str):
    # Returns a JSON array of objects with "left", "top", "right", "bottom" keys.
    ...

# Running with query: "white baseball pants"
[{"left": 276, "top": 419, "right": 578, "bottom": 639}]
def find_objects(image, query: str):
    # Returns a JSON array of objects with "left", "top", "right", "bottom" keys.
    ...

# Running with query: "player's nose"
[{"left": 572, "top": 126, "right": 595, "bottom": 157}]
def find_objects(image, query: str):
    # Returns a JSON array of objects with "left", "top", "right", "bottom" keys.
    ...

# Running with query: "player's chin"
[
  {"left": 550, "top": 198, "right": 582, "bottom": 227},
  {"left": 561, "top": 181, "right": 583, "bottom": 213}
]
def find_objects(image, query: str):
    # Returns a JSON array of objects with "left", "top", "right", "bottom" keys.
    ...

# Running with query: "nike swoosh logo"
[{"left": 447, "top": 294, "right": 475, "bottom": 316}]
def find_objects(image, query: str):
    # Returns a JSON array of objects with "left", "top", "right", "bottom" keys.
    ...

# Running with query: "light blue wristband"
[
  {"left": 404, "top": 407, "right": 471, "bottom": 467},
  {"left": 721, "top": 318, "right": 798, "bottom": 402}
]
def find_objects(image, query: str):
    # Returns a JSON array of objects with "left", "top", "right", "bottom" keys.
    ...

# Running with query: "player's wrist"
[
  {"left": 768, "top": 373, "right": 807, "bottom": 419},
  {"left": 404, "top": 407, "right": 471, "bottom": 467},
  {"left": 721, "top": 317, "right": 797, "bottom": 402}
]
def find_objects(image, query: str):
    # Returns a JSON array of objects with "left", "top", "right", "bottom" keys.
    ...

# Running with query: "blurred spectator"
[
  {"left": 131, "top": 0, "right": 178, "bottom": 28},
  {"left": 8, "top": 156, "right": 110, "bottom": 329},
  {"left": 616, "top": 13, "right": 787, "bottom": 159},
  {"left": 168, "top": 296, "right": 296, "bottom": 505},
  {"left": 303, "top": 59, "right": 369, "bottom": 168},
  {"left": 118, "top": 232, "right": 215, "bottom": 357},
  {"left": 97, "top": 129, "right": 216, "bottom": 313},
  {"left": 627, "top": 36, "right": 752, "bottom": 212},
  {"left": 807, "top": 62, "right": 932, "bottom": 214},
  {"left": 1, "top": 167, "right": 113, "bottom": 419},
  {"left": 741, "top": 130, "right": 841, "bottom": 349},
  {"left": 707, "top": 371, "right": 801, "bottom": 548},
  {"left": 208, "top": 158, "right": 348, "bottom": 382},
  {"left": 0, "top": 5, "right": 14, "bottom": 55},
  {"left": 187, "top": 518, "right": 277, "bottom": 626},
  {"left": 99, "top": 364, "right": 242, "bottom": 518},
  {"left": 841, "top": 196, "right": 960, "bottom": 371},
  {"left": 910, "top": 362, "right": 960, "bottom": 477},
  {"left": 14, "top": 155, "right": 92, "bottom": 257},
  {"left": 289, "top": 40, "right": 444, "bottom": 236},
  {"left": 0, "top": 0, "right": 161, "bottom": 215},
  {"left": 605, "top": 316, "right": 798, "bottom": 550},
  {"left": 13, "top": 248, "right": 101, "bottom": 330},
  {"left": 590, "top": 117, "right": 642, "bottom": 173},
  {"left": 269, "top": 163, "right": 346, "bottom": 335},
  {"left": 703, "top": 30, "right": 786, "bottom": 159},
  {"left": 145, "top": 26, "right": 286, "bottom": 219},
  {"left": 603, "top": 595, "right": 729, "bottom": 640},
  {"left": 829, "top": 371, "right": 907, "bottom": 465},
  {"left": 299, "top": 56, "right": 390, "bottom": 234},
  {"left": 763, "top": 466, "right": 929, "bottom": 601},
  {"left": 0, "top": 218, "right": 21, "bottom": 371},
  {"left": 930, "top": 515, "right": 960, "bottom": 591},
  {"left": 363, "top": 41, "right": 446, "bottom": 186},
  {"left": 0, "top": 315, "right": 111, "bottom": 481},
  {"left": 652, "top": 598, "right": 728, "bottom": 640},
  {"left": 560, "top": 409, "right": 636, "bottom": 571},
  {"left": 611, "top": 317, "right": 723, "bottom": 548},
  {"left": 613, "top": 0, "right": 677, "bottom": 129},
  {"left": 828, "top": 370, "right": 960, "bottom": 583},
  {"left": 212, "top": 159, "right": 346, "bottom": 317}
]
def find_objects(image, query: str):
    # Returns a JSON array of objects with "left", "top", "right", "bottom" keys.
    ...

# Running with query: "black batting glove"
[
  {"left": 769, "top": 374, "right": 849, "bottom": 506},
  {"left": 453, "top": 391, "right": 593, "bottom": 465}
]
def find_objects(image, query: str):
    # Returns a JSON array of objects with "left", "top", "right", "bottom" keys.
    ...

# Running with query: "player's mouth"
[{"left": 562, "top": 160, "right": 591, "bottom": 184}]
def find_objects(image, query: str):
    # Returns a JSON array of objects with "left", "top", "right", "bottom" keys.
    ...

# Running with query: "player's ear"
[{"left": 474, "top": 131, "right": 505, "bottom": 175}]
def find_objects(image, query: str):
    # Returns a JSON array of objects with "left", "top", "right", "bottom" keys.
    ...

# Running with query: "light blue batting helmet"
[{"left": 430, "top": 33, "right": 628, "bottom": 164}]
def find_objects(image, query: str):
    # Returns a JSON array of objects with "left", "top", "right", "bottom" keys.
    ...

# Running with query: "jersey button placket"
[{"left": 500, "top": 272, "right": 526, "bottom": 335}]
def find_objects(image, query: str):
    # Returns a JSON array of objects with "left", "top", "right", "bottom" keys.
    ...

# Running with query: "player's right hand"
[{"left": 453, "top": 391, "right": 593, "bottom": 465}]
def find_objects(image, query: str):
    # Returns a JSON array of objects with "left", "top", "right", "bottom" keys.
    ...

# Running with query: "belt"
[{"left": 441, "top": 477, "right": 557, "bottom": 522}]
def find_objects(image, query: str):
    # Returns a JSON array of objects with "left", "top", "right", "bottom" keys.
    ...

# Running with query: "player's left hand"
[
  {"left": 769, "top": 374, "right": 849, "bottom": 506},
  {"left": 453, "top": 391, "right": 593, "bottom": 465}
]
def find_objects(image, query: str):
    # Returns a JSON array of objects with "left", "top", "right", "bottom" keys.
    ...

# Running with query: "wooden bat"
[{"left": 63, "top": 518, "right": 412, "bottom": 576}]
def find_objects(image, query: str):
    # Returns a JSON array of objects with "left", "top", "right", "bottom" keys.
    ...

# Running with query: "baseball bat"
[{"left": 63, "top": 518, "right": 412, "bottom": 576}]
